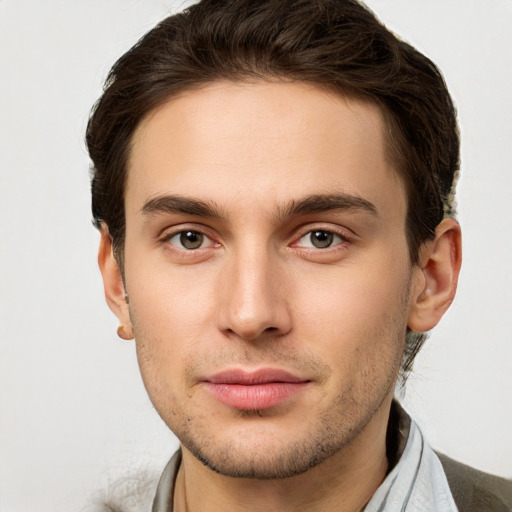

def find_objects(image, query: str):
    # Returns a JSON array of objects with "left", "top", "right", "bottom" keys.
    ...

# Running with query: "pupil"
[
  {"left": 311, "top": 230, "right": 333, "bottom": 248},
  {"left": 180, "top": 231, "right": 203, "bottom": 249}
]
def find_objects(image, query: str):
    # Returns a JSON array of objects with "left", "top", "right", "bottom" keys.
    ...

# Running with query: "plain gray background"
[{"left": 1, "top": 1, "right": 511, "bottom": 510}]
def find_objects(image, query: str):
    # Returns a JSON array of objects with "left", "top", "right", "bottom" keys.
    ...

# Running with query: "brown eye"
[
  {"left": 310, "top": 230, "right": 334, "bottom": 248},
  {"left": 179, "top": 231, "right": 204, "bottom": 249},
  {"left": 295, "top": 229, "right": 344, "bottom": 249}
]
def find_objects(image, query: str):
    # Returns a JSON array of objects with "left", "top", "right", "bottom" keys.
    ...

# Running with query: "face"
[{"left": 118, "top": 81, "right": 418, "bottom": 478}]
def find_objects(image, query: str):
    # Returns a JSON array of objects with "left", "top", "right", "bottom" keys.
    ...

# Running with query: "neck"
[{"left": 174, "top": 399, "right": 393, "bottom": 512}]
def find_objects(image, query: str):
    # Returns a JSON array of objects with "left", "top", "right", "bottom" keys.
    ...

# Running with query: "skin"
[{"left": 99, "top": 81, "right": 461, "bottom": 512}]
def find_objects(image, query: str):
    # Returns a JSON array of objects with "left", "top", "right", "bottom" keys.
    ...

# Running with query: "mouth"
[{"left": 202, "top": 368, "right": 311, "bottom": 410}]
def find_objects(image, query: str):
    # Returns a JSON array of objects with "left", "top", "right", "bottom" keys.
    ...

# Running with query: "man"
[{"left": 86, "top": 0, "right": 512, "bottom": 510}]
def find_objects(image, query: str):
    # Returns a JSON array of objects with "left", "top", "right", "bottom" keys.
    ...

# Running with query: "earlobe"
[
  {"left": 408, "top": 218, "right": 462, "bottom": 333},
  {"left": 98, "top": 228, "right": 132, "bottom": 335}
]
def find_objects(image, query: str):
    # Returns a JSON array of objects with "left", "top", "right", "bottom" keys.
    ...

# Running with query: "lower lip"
[{"left": 203, "top": 382, "right": 309, "bottom": 410}]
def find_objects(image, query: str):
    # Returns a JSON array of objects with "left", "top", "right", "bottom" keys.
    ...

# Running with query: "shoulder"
[
  {"left": 437, "top": 453, "right": 512, "bottom": 512},
  {"left": 84, "top": 469, "right": 160, "bottom": 512}
]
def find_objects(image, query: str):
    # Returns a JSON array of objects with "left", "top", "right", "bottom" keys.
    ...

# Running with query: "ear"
[
  {"left": 98, "top": 228, "right": 133, "bottom": 338},
  {"left": 408, "top": 218, "right": 462, "bottom": 333}
]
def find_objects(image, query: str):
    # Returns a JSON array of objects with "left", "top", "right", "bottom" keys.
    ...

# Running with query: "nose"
[{"left": 216, "top": 246, "right": 292, "bottom": 341}]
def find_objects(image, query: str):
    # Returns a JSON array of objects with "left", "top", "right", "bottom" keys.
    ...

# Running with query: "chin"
[
  {"left": 186, "top": 441, "right": 329, "bottom": 479},
  {"left": 177, "top": 414, "right": 362, "bottom": 480}
]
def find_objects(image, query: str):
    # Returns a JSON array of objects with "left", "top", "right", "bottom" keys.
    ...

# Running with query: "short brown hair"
[{"left": 86, "top": 0, "right": 460, "bottom": 372}]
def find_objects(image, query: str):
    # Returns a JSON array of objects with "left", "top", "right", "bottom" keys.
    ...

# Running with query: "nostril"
[{"left": 224, "top": 324, "right": 281, "bottom": 341}]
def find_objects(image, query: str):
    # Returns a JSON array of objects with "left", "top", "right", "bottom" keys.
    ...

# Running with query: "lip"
[{"left": 202, "top": 368, "right": 311, "bottom": 410}]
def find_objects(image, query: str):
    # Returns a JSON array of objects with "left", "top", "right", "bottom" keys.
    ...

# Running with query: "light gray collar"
[
  {"left": 152, "top": 450, "right": 181, "bottom": 512},
  {"left": 364, "top": 414, "right": 458, "bottom": 511}
]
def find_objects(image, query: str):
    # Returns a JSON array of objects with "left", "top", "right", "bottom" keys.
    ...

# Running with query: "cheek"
[
  {"left": 292, "top": 255, "right": 411, "bottom": 362},
  {"left": 126, "top": 255, "right": 216, "bottom": 334},
  {"left": 125, "top": 264, "right": 218, "bottom": 394}
]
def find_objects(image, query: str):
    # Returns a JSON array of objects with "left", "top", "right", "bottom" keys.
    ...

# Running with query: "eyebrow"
[
  {"left": 141, "top": 192, "right": 377, "bottom": 220},
  {"left": 277, "top": 193, "right": 378, "bottom": 219},
  {"left": 142, "top": 195, "right": 226, "bottom": 219}
]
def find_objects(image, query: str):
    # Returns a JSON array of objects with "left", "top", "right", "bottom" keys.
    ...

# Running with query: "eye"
[
  {"left": 297, "top": 230, "right": 344, "bottom": 249},
  {"left": 168, "top": 230, "right": 211, "bottom": 250}
]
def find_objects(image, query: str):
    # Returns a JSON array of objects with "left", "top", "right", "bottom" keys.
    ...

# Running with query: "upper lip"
[{"left": 203, "top": 368, "right": 309, "bottom": 385}]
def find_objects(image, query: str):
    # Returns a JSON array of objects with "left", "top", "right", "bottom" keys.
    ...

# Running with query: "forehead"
[{"left": 126, "top": 80, "right": 405, "bottom": 223}]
